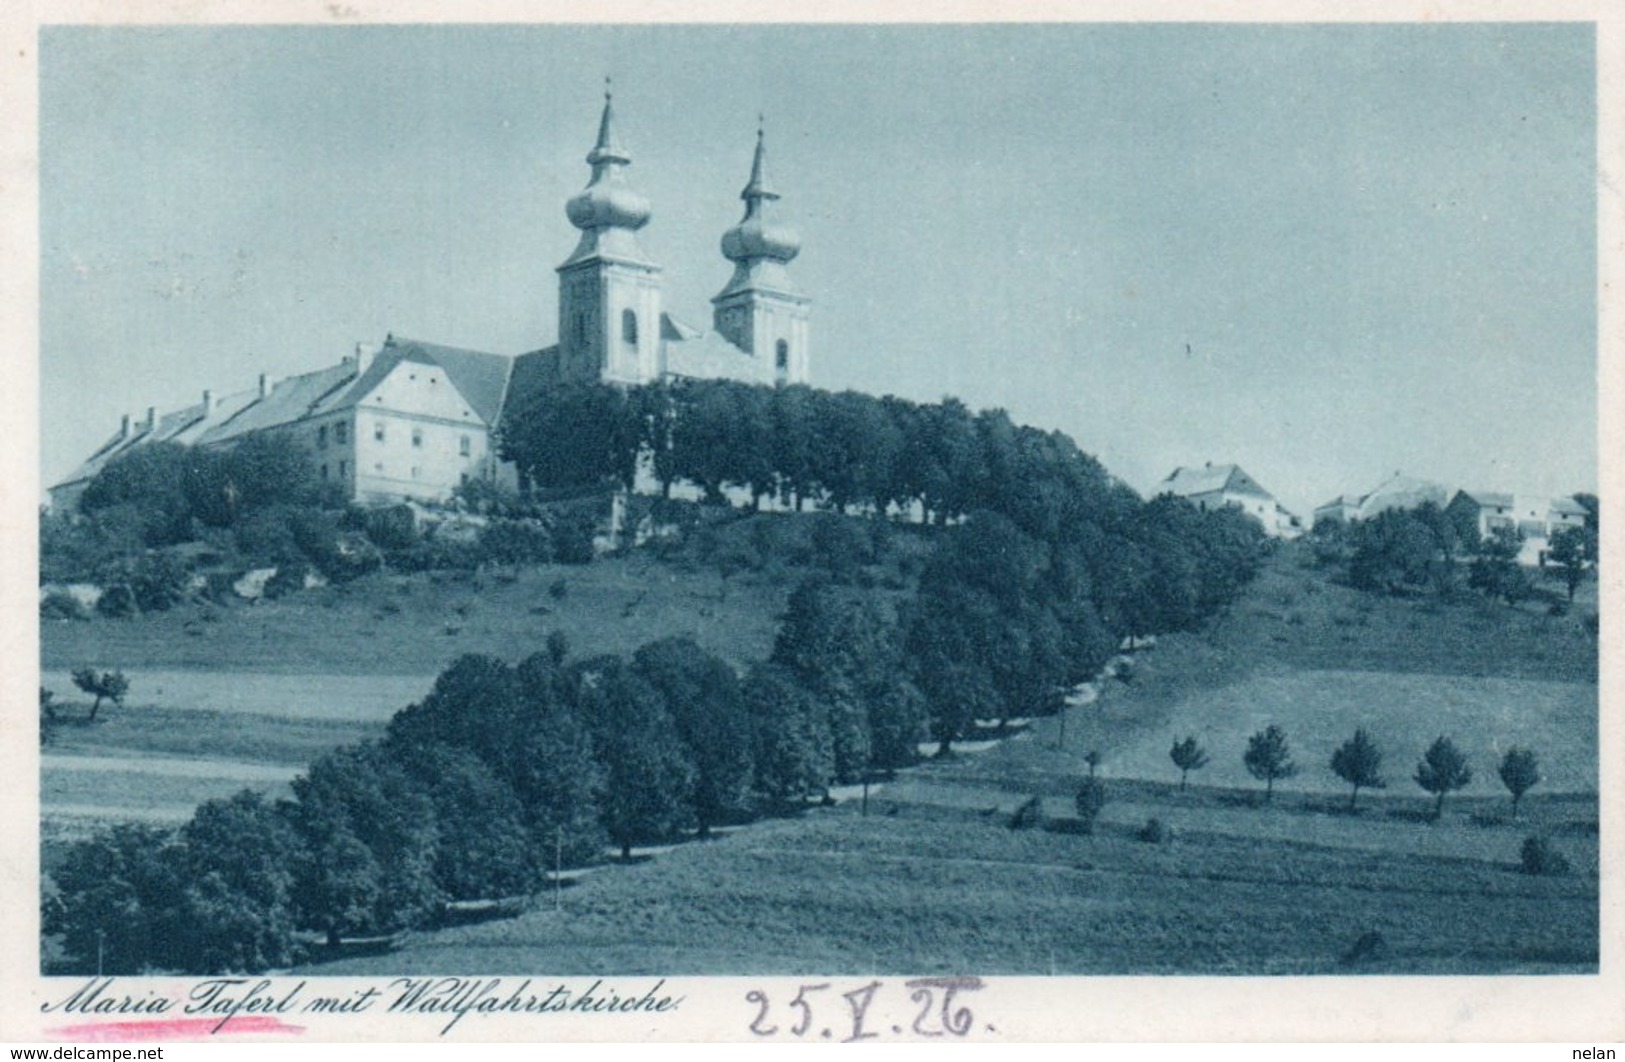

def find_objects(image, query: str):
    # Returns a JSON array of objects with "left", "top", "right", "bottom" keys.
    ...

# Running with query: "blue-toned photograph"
[{"left": 37, "top": 23, "right": 1598, "bottom": 978}]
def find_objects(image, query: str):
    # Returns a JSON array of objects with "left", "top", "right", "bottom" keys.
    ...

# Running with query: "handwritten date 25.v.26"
[{"left": 745, "top": 978, "right": 988, "bottom": 1041}]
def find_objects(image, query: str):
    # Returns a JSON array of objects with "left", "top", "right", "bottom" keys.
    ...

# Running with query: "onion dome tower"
[
  {"left": 711, "top": 119, "right": 811, "bottom": 385},
  {"left": 557, "top": 82, "right": 663, "bottom": 385}
]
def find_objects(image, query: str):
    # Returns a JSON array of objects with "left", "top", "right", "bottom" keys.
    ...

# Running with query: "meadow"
[{"left": 40, "top": 540, "right": 1601, "bottom": 973}]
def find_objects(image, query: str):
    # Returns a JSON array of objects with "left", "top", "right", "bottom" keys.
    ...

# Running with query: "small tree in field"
[
  {"left": 1498, "top": 747, "right": 1540, "bottom": 816},
  {"left": 1074, "top": 777, "right": 1108, "bottom": 834},
  {"left": 1243, "top": 725, "right": 1298, "bottom": 803},
  {"left": 71, "top": 668, "right": 129, "bottom": 722},
  {"left": 1330, "top": 728, "right": 1386, "bottom": 810},
  {"left": 1414, "top": 736, "right": 1472, "bottom": 820},
  {"left": 1169, "top": 735, "right": 1209, "bottom": 790}
]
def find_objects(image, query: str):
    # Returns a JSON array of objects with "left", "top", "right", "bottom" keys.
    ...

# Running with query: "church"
[{"left": 49, "top": 89, "right": 812, "bottom": 510}]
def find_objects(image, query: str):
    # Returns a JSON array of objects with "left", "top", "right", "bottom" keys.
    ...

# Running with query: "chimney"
[
  {"left": 119, "top": 414, "right": 131, "bottom": 439},
  {"left": 202, "top": 388, "right": 214, "bottom": 411},
  {"left": 258, "top": 373, "right": 272, "bottom": 399},
  {"left": 144, "top": 406, "right": 157, "bottom": 432},
  {"left": 355, "top": 341, "right": 379, "bottom": 377}
]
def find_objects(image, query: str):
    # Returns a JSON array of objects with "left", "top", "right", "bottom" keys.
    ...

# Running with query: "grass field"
[
  {"left": 308, "top": 791, "right": 1596, "bottom": 976},
  {"left": 42, "top": 555, "right": 793, "bottom": 675},
  {"left": 40, "top": 539, "right": 1601, "bottom": 974}
]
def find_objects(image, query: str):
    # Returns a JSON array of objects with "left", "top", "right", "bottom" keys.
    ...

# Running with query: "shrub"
[
  {"left": 95, "top": 584, "right": 139, "bottom": 618},
  {"left": 40, "top": 590, "right": 90, "bottom": 622},
  {"left": 1519, "top": 836, "right": 1570, "bottom": 876},
  {"left": 477, "top": 519, "right": 553, "bottom": 566},
  {"left": 1008, "top": 796, "right": 1044, "bottom": 831},
  {"left": 362, "top": 505, "right": 418, "bottom": 551},
  {"left": 1137, "top": 817, "right": 1170, "bottom": 844},
  {"left": 261, "top": 563, "right": 308, "bottom": 600},
  {"left": 1074, "top": 778, "right": 1108, "bottom": 834},
  {"left": 1340, "top": 930, "right": 1389, "bottom": 967}
]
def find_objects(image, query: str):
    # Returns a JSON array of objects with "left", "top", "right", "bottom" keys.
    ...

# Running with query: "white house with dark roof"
[
  {"left": 1445, "top": 489, "right": 1591, "bottom": 565},
  {"left": 50, "top": 90, "right": 812, "bottom": 510},
  {"left": 1155, "top": 463, "right": 1301, "bottom": 538}
]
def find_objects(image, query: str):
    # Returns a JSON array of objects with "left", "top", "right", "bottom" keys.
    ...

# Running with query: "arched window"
[
  {"left": 622, "top": 309, "right": 638, "bottom": 346},
  {"left": 775, "top": 339, "right": 789, "bottom": 371}
]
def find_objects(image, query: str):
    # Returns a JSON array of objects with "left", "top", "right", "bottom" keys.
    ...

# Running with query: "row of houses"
[{"left": 1155, "top": 464, "right": 1590, "bottom": 565}]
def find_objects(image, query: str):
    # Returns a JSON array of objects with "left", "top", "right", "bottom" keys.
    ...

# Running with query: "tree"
[
  {"left": 743, "top": 663, "right": 834, "bottom": 806},
  {"left": 1468, "top": 526, "right": 1530, "bottom": 605},
  {"left": 1168, "top": 735, "right": 1209, "bottom": 790},
  {"left": 633, "top": 637, "right": 755, "bottom": 835},
  {"left": 1414, "top": 736, "right": 1473, "bottom": 820},
  {"left": 50, "top": 824, "right": 187, "bottom": 974},
  {"left": 1329, "top": 728, "right": 1386, "bottom": 810},
  {"left": 571, "top": 657, "right": 697, "bottom": 861},
  {"left": 71, "top": 668, "right": 129, "bottom": 722},
  {"left": 1546, "top": 526, "right": 1594, "bottom": 603},
  {"left": 175, "top": 790, "right": 303, "bottom": 972},
  {"left": 1243, "top": 725, "right": 1298, "bottom": 803},
  {"left": 1498, "top": 747, "right": 1540, "bottom": 816},
  {"left": 288, "top": 743, "right": 443, "bottom": 942},
  {"left": 1074, "top": 777, "right": 1108, "bottom": 834}
]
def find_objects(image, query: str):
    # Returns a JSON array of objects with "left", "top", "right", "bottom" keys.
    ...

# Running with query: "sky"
[{"left": 38, "top": 22, "right": 1598, "bottom": 517}]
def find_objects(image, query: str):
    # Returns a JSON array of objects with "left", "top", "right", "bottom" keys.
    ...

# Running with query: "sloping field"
[
  {"left": 311, "top": 798, "right": 1596, "bottom": 976},
  {"left": 1062, "top": 668, "right": 1596, "bottom": 795}
]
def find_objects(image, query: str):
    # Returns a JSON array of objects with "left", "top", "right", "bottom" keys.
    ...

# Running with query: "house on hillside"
[
  {"left": 1155, "top": 463, "right": 1301, "bottom": 538},
  {"left": 1311, "top": 471, "right": 1451, "bottom": 529},
  {"left": 50, "top": 91, "right": 812, "bottom": 511},
  {"left": 1445, "top": 489, "right": 1591, "bottom": 565}
]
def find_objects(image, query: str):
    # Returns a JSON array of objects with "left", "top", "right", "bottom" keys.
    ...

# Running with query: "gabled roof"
[
  {"left": 1550, "top": 495, "right": 1589, "bottom": 517},
  {"left": 368, "top": 336, "right": 513, "bottom": 426},
  {"left": 1356, "top": 472, "right": 1450, "bottom": 518},
  {"left": 663, "top": 328, "right": 767, "bottom": 384},
  {"left": 503, "top": 346, "right": 564, "bottom": 420},
  {"left": 1314, "top": 493, "right": 1363, "bottom": 512},
  {"left": 1158, "top": 463, "right": 1274, "bottom": 501},
  {"left": 1453, "top": 489, "right": 1514, "bottom": 510}
]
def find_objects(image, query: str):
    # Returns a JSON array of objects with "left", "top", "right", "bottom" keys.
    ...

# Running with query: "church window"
[
  {"left": 622, "top": 309, "right": 638, "bottom": 345},
  {"left": 775, "top": 340, "right": 789, "bottom": 371},
  {"left": 335, "top": 422, "right": 348, "bottom": 444},
  {"left": 374, "top": 422, "right": 385, "bottom": 442},
  {"left": 412, "top": 428, "right": 423, "bottom": 448},
  {"left": 459, "top": 435, "right": 471, "bottom": 457},
  {"left": 316, "top": 426, "right": 328, "bottom": 449}
]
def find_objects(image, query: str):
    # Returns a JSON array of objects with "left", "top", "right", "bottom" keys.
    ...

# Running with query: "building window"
[
  {"left": 338, "top": 460, "right": 348, "bottom": 479},
  {"left": 335, "top": 422, "right": 348, "bottom": 444},
  {"left": 775, "top": 339, "right": 789, "bottom": 371},
  {"left": 410, "top": 466, "right": 421, "bottom": 480},
  {"left": 622, "top": 308, "right": 638, "bottom": 345},
  {"left": 374, "top": 422, "right": 385, "bottom": 442},
  {"left": 320, "top": 463, "right": 328, "bottom": 480},
  {"left": 316, "top": 426, "right": 328, "bottom": 449},
  {"left": 459, "top": 435, "right": 471, "bottom": 457},
  {"left": 412, "top": 428, "right": 423, "bottom": 448}
]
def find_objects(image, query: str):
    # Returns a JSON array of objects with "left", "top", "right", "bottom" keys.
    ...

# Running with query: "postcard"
[{"left": 3, "top": 0, "right": 1621, "bottom": 1043}]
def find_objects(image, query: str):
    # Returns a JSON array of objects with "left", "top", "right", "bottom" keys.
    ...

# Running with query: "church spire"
[
  {"left": 718, "top": 118, "right": 801, "bottom": 288},
  {"left": 562, "top": 78, "right": 653, "bottom": 267},
  {"left": 711, "top": 118, "right": 810, "bottom": 383}
]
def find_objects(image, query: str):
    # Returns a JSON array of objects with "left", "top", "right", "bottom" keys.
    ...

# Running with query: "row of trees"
[
  {"left": 500, "top": 380, "right": 1141, "bottom": 536},
  {"left": 1169, "top": 726, "right": 1543, "bottom": 815},
  {"left": 45, "top": 589, "right": 938, "bottom": 975}
]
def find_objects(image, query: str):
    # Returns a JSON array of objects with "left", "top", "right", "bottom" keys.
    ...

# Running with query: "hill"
[{"left": 301, "top": 540, "right": 1598, "bottom": 975}]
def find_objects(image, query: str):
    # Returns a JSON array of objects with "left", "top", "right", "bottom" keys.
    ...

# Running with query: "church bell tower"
[
  {"left": 711, "top": 121, "right": 811, "bottom": 385},
  {"left": 557, "top": 84, "right": 663, "bottom": 385}
]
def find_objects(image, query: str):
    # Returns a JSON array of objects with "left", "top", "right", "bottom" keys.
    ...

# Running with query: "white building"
[{"left": 1155, "top": 463, "right": 1301, "bottom": 538}]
